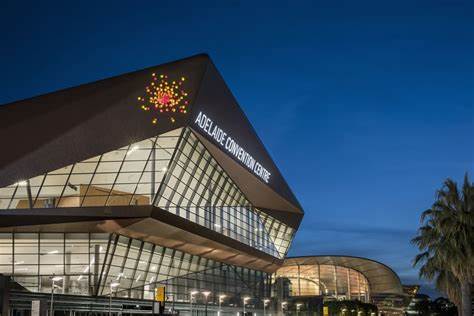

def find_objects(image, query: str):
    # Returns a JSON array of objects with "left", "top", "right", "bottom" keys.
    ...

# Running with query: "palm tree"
[{"left": 412, "top": 173, "right": 473, "bottom": 316}]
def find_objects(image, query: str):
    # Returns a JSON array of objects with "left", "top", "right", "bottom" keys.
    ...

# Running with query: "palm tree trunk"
[{"left": 459, "top": 280, "right": 471, "bottom": 316}]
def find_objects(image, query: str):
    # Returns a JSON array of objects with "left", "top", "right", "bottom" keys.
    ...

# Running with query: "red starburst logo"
[{"left": 137, "top": 73, "right": 189, "bottom": 124}]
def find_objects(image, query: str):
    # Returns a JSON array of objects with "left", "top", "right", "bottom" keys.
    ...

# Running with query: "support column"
[
  {"left": 0, "top": 275, "right": 10, "bottom": 316},
  {"left": 297, "top": 264, "right": 301, "bottom": 296},
  {"left": 317, "top": 264, "right": 321, "bottom": 295},
  {"left": 94, "top": 245, "right": 100, "bottom": 294},
  {"left": 64, "top": 251, "right": 71, "bottom": 294},
  {"left": 357, "top": 273, "right": 362, "bottom": 301},
  {"left": 151, "top": 141, "right": 156, "bottom": 203},
  {"left": 346, "top": 268, "right": 351, "bottom": 300},
  {"left": 333, "top": 265, "right": 338, "bottom": 297},
  {"left": 26, "top": 179, "right": 33, "bottom": 209},
  {"left": 366, "top": 279, "right": 370, "bottom": 303}
]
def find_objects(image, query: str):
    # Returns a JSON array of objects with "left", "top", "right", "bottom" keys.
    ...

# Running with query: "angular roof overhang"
[
  {"left": 282, "top": 255, "right": 403, "bottom": 295},
  {"left": 0, "top": 55, "right": 207, "bottom": 189},
  {"left": 194, "top": 130, "right": 303, "bottom": 229},
  {"left": 0, "top": 54, "right": 303, "bottom": 228},
  {"left": 0, "top": 206, "right": 282, "bottom": 273}
]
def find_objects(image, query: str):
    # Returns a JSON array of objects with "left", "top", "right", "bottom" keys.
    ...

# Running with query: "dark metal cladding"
[
  {"left": 0, "top": 54, "right": 208, "bottom": 188},
  {"left": 190, "top": 59, "right": 303, "bottom": 215},
  {"left": 0, "top": 54, "right": 304, "bottom": 269}
]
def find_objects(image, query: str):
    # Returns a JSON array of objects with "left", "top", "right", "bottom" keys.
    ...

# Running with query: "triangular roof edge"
[
  {"left": 0, "top": 54, "right": 210, "bottom": 187},
  {"left": 188, "top": 57, "right": 303, "bottom": 212}
]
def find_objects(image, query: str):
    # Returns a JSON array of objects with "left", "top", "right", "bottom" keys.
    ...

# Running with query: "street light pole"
[
  {"left": 219, "top": 295, "right": 226, "bottom": 316},
  {"left": 281, "top": 301, "right": 287, "bottom": 316},
  {"left": 190, "top": 291, "right": 198, "bottom": 316},
  {"left": 243, "top": 297, "right": 250, "bottom": 316},
  {"left": 202, "top": 291, "right": 211, "bottom": 316},
  {"left": 50, "top": 279, "right": 55, "bottom": 316},
  {"left": 263, "top": 299, "right": 270, "bottom": 316},
  {"left": 109, "top": 282, "right": 119, "bottom": 316},
  {"left": 50, "top": 276, "right": 62, "bottom": 316},
  {"left": 296, "top": 304, "right": 302, "bottom": 316}
]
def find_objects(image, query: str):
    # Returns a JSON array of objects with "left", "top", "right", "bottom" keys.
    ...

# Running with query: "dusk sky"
[{"left": 1, "top": 0, "right": 473, "bottom": 297}]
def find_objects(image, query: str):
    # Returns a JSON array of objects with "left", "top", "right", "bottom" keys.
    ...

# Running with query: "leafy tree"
[
  {"left": 431, "top": 297, "right": 458, "bottom": 316},
  {"left": 412, "top": 174, "right": 473, "bottom": 316}
]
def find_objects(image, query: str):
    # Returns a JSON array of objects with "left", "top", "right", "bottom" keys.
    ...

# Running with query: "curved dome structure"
[{"left": 275, "top": 255, "right": 403, "bottom": 302}]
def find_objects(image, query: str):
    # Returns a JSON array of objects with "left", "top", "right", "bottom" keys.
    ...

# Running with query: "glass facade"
[
  {"left": 0, "top": 127, "right": 294, "bottom": 259},
  {"left": 0, "top": 128, "right": 296, "bottom": 306},
  {"left": 156, "top": 128, "right": 294, "bottom": 258},
  {"left": 274, "top": 263, "right": 370, "bottom": 302},
  {"left": 0, "top": 232, "right": 270, "bottom": 303},
  {"left": 0, "top": 129, "right": 181, "bottom": 210}
]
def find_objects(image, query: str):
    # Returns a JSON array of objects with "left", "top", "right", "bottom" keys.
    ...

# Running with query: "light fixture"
[
  {"left": 190, "top": 290, "right": 198, "bottom": 295},
  {"left": 47, "top": 250, "right": 59, "bottom": 254},
  {"left": 126, "top": 145, "right": 139, "bottom": 156},
  {"left": 202, "top": 291, "right": 211, "bottom": 297},
  {"left": 15, "top": 181, "right": 27, "bottom": 186},
  {"left": 137, "top": 73, "right": 189, "bottom": 125},
  {"left": 161, "top": 167, "right": 167, "bottom": 172},
  {"left": 52, "top": 276, "right": 62, "bottom": 281},
  {"left": 110, "top": 282, "right": 120, "bottom": 288}
]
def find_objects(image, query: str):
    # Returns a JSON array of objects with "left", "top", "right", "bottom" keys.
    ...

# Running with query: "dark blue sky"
[{"left": 1, "top": 0, "right": 473, "bottom": 297}]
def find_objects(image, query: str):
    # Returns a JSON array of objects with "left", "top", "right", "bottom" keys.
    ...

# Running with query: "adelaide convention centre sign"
[{"left": 194, "top": 111, "right": 271, "bottom": 183}]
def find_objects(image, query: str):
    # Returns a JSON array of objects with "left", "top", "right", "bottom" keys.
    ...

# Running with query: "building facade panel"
[
  {"left": 0, "top": 129, "right": 182, "bottom": 210},
  {"left": 156, "top": 128, "right": 295, "bottom": 258},
  {"left": 274, "top": 263, "right": 370, "bottom": 301},
  {"left": 0, "top": 232, "right": 270, "bottom": 304},
  {"left": 0, "top": 54, "right": 303, "bottom": 313}
]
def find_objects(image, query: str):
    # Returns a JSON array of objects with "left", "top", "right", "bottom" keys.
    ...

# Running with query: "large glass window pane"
[{"left": 0, "top": 129, "right": 181, "bottom": 210}]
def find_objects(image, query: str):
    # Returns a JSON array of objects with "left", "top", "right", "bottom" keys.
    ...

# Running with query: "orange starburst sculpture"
[{"left": 137, "top": 73, "right": 189, "bottom": 124}]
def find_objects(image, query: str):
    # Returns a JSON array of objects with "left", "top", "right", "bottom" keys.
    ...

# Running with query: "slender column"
[
  {"left": 94, "top": 244, "right": 100, "bottom": 293},
  {"left": 64, "top": 251, "right": 71, "bottom": 294},
  {"left": 366, "top": 278, "right": 370, "bottom": 302},
  {"left": 333, "top": 265, "right": 338, "bottom": 297},
  {"left": 26, "top": 179, "right": 33, "bottom": 209},
  {"left": 0, "top": 275, "right": 10, "bottom": 316},
  {"left": 297, "top": 264, "right": 301, "bottom": 296},
  {"left": 151, "top": 140, "right": 156, "bottom": 203},
  {"left": 346, "top": 268, "right": 351, "bottom": 300},
  {"left": 357, "top": 272, "right": 362, "bottom": 301},
  {"left": 317, "top": 264, "right": 321, "bottom": 295}
]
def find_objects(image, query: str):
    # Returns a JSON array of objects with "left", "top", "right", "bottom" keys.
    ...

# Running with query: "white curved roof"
[{"left": 283, "top": 255, "right": 403, "bottom": 294}]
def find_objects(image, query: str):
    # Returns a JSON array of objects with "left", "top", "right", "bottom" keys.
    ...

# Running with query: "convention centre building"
[
  {"left": 274, "top": 256, "right": 408, "bottom": 315},
  {"left": 0, "top": 54, "right": 304, "bottom": 314}
]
